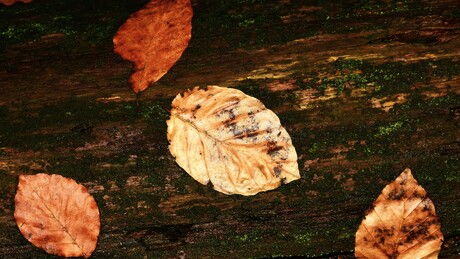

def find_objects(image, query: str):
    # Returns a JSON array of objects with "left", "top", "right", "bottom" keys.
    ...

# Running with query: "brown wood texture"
[{"left": 0, "top": 0, "right": 459, "bottom": 258}]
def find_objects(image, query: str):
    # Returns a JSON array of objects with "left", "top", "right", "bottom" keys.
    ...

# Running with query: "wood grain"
[{"left": 0, "top": 0, "right": 459, "bottom": 257}]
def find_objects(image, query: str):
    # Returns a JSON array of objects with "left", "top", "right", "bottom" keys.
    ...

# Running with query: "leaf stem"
[
  {"left": 159, "top": 102, "right": 171, "bottom": 113},
  {"left": 135, "top": 91, "right": 141, "bottom": 116}
]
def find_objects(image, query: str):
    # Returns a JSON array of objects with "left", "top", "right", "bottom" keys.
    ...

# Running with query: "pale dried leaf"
[
  {"left": 355, "top": 168, "right": 443, "bottom": 258},
  {"left": 14, "top": 174, "right": 100, "bottom": 258},
  {"left": 113, "top": 0, "right": 193, "bottom": 93},
  {"left": 0, "top": 0, "right": 32, "bottom": 6},
  {"left": 167, "top": 86, "right": 300, "bottom": 196}
]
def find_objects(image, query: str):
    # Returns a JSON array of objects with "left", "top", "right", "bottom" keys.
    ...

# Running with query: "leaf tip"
[
  {"left": 355, "top": 168, "right": 444, "bottom": 258},
  {"left": 401, "top": 167, "right": 413, "bottom": 177}
]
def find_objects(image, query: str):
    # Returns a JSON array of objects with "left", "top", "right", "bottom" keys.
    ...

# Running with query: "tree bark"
[{"left": 0, "top": 0, "right": 459, "bottom": 258}]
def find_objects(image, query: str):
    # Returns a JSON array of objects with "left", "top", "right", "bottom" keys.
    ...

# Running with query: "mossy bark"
[{"left": 0, "top": 0, "right": 459, "bottom": 258}]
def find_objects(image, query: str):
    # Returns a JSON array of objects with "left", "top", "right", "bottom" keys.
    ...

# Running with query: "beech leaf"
[
  {"left": 113, "top": 0, "right": 193, "bottom": 93},
  {"left": 0, "top": 0, "right": 32, "bottom": 6},
  {"left": 167, "top": 86, "right": 300, "bottom": 196},
  {"left": 14, "top": 174, "right": 100, "bottom": 258},
  {"left": 355, "top": 168, "right": 443, "bottom": 258}
]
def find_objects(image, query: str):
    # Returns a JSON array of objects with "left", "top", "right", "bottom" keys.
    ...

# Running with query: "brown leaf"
[
  {"left": 167, "top": 86, "right": 300, "bottom": 196},
  {"left": 113, "top": 0, "right": 193, "bottom": 93},
  {"left": 355, "top": 168, "right": 443, "bottom": 258},
  {"left": 14, "top": 174, "right": 100, "bottom": 258},
  {"left": 0, "top": 0, "right": 32, "bottom": 6}
]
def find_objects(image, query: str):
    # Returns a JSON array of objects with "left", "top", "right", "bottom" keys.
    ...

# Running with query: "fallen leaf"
[
  {"left": 167, "top": 86, "right": 300, "bottom": 196},
  {"left": 113, "top": 0, "right": 193, "bottom": 93},
  {"left": 355, "top": 168, "right": 443, "bottom": 258},
  {"left": 0, "top": 0, "right": 32, "bottom": 6},
  {"left": 14, "top": 174, "right": 100, "bottom": 258}
]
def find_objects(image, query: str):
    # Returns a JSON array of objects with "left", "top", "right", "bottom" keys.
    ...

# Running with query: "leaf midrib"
[{"left": 32, "top": 190, "right": 84, "bottom": 254}]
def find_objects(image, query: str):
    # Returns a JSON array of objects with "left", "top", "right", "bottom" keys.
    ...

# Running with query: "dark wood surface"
[{"left": 1, "top": 0, "right": 459, "bottom": 258}]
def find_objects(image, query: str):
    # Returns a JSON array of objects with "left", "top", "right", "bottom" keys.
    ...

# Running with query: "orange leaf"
[
  {"left": 0, "top": 0, "right": 32, "bottom": 6},
  {"left": 14, "top": 174, "right": 100, "bottom": 258},
  {"left": 355, "top": 168, "right": 443, "bottom": 258},
  {"left": 113, "top": 0, "right": 193, "bottom": 93}
]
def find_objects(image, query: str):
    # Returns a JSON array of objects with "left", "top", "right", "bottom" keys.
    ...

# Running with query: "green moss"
[
  {"left": 442, "top": 156, "right": 460, "bottom": 183},
  {"left": 337, "top": 230, "right": 354, "bottom": 240},
  {"left": 0, "top": 0, "right": 147, "bottom": 49},
  {"left": 235, "top": 231, "right": 263, "bottom": 243},
  {"left": 429, "top": 93, "right": 460, "bottom": 107},
  {"left": 193, "top": 0, "right": 280, "bottom": 33},
  {"left": 292, "top": 232, "right": 313, "bottom": 243},
  {"left": 314, "top": 0, "right": 424, "bottom": 20},
  {"left": 394, "top": 92, "right": 460, "bottom": 112},
  {"left": 333, "top": 58, "right": 368, "bottom": 71},
  {"left": 291, "top": 121, "right": 373, "bottom": 160},
  {"left": 140, "top": 101, "right": 169, "bottom": 121},
  {"left": 411, "top": 154, "right": 460, "bottom": 189},
  {"left": 374, "top": 121, "right": 404, "bottom": 138},
  {"left": 303, "top": 58, "right": 460, "bottom": 97},
  {"left": 0, "top": 22, "right": 47, "bottom": 45}
]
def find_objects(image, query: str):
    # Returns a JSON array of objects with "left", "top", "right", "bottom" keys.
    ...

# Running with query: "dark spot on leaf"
[
  {"left": 422, "top": 199, "right": 431, "bottom": 212},
  {"left": 223, "top": 109, "right": 237, "bottom": 125},
  {"left": 233, "top": 128, "right": 244, "bottom": 136},
  {"left": 235, "top": 126, "right": 259, "bottom": 139},
  {"left": 412, "top": 190, "right": 424, "bottom": 198},
  {"left": 401, "top": 225, "right": 410, "bottom": 233},
  {"left": 274, "top": 166, "right": 282, "bottom": 177},
  {"left": 229, "top": 110, "right": 235, "bottom": 120},
  {"left": 267, "top": 141, "right": 283, "bottom": 157},
  {"left": 246, "top": 130, "right": 259, "bottom": 138},
  {"left": 226, "top": 122, "right": 237, "bottom": 131},
  {"left": 387, "top": 188, "right": 405, "bottom": 200}
]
